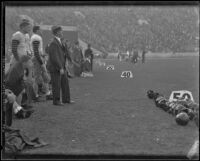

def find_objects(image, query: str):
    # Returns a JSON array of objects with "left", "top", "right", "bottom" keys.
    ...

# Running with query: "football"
[{"left": 175, "top": 112, "right": 190, "bottom": 126}]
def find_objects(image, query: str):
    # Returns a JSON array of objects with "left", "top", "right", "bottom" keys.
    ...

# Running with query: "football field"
[{"left": 12, "top": 56, "right": 199, "bottom": 157}]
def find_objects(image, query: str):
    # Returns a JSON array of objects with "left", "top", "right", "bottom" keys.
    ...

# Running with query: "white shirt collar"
[{"left": 55, "top": 36, "right": 61, "bottom": 44}]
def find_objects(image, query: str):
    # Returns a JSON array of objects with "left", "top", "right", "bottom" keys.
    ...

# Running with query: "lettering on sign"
[
  {"left": 121, "top": 71, "right": 133, "bottom": 78},
  {"left": 169, "top": 90, "right": 194, "bottom": 102},
  {"left": 106, "top": 65, "right": 115, "bottom": 70}
]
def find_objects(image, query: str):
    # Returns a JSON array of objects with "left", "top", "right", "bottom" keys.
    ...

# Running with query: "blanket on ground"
[{"left": 3, "top": 125, "right": 48, "bottom": 154}]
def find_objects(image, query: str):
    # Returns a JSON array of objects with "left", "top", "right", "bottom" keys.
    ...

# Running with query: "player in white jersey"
[
  {"left": 30, "top": 26, "right": 52, "bottom": 100},
  {"left": 10, "top": 19, "right": 34, "bottom": 81},
  {"left": 9, "top": 18, "right": 39, "bottom": 106},
  {"left": 10, "top": 19, "right": 32, "bottom": 66}
]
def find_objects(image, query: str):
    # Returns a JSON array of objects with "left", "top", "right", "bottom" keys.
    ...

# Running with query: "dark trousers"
[
  {"left": 3, "top": 102, "right": 13, "bottom": 127},
  {"left": 23, "top": 80, "right": 36, "bottom": 105},
  {"left": 90, "top": 58, "right": 93, "bottom": 71},
  {"left": 142, "top": 56, "right": 145, "bottom": 63},
  {"left": 50, "top": 71, "right": 70, "bottom": 104},
  {"left": 74, "top": 65, "right": 82, "bottom": 77}
]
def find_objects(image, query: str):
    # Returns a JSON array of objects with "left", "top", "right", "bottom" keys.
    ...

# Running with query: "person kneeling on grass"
[
  {"left": 3, "top": 91, "right": 47, "bottom": 154},
  {"left": 4, "top": 89, "right": 34, "bottom": 124}
]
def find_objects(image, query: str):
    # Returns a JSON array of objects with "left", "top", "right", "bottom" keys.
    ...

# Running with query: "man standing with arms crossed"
[
  {"left": 30, "top": 25, "right": 52, "bottom": 101},
  {"left": 47, "top": 25, "right": 74, "bottom": 106}
]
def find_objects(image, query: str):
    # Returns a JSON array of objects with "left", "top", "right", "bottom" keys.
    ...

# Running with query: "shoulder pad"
[
  {"left": 31, "top": 34, "right": 41, "bottom": 41},
  {"left": 12, "top": 31, "right": 23, "bottom": 40}
]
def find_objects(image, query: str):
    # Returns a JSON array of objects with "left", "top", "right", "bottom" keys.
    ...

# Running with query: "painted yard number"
[
  {"left": 106, "top": 65, "right": 115, "bottom": 70},
  {"left": 169, "top": 90, "right": 194, "bottom": 102},
  {"left": 121, "top": 71, "right": 133, "bottom": 78}
]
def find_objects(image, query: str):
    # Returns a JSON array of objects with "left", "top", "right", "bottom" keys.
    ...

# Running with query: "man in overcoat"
[{"left": 47, "top": 25, "right": 74, "bottom": 106}]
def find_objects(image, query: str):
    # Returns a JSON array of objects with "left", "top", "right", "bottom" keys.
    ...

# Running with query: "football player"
[
  {"left": 147, "top": 90, "right": 197, "bottom": 121},
  {"left": 30, "top": 25, "right": 52, "bottom": 101}
]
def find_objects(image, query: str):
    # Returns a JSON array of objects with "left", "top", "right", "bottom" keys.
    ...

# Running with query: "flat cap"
[
  {"left": 20, "top": 18, "right": 31, "bottom": 27},
  {"left": 51, "top": 25, "right": 62, "bottom": 34}
]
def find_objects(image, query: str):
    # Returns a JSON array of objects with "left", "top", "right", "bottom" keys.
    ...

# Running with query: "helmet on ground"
[{"left": 175, "top": 112, "right": 190, "bottom": 126}]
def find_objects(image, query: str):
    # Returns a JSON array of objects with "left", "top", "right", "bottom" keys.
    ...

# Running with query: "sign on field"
[
  {"left": 121, "top": 71, "right": 133, "bottom": 78},
  {"left": 169, "top": 90, "right": 194, "bottom": 102},
  {"left": 106, "top": 65, "right": 115, "bottom": 70}
]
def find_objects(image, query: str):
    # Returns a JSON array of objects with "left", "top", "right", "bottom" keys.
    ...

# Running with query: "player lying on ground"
[{"left": 147, "top": 90, "right": 199, "bottom": 126}]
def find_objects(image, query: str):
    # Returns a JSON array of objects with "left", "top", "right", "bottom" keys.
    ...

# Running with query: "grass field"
[{"left": 11, "top": 56, "right": 199, "bottom": 158}]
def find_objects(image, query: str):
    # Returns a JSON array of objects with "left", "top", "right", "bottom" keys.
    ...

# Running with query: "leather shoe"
[
  {"left": 53, "top": 101, "right": 64, "bottom": 106},
  {"left": 68, "top": 74, "right": 73, "bottom": 78},
  {"left": 46, "top": 94, "right": 53, "bottom": 100},
  {"left": 63, "top": 100, "right": 75, "bottom": 104}
]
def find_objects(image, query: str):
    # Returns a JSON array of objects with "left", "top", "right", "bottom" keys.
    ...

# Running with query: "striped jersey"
[
  {"left": 30, "top": 34, "right": 44, "bottom": 65},
  {"left": 11, "top": 31, "right": 31, "bottom": 58}
]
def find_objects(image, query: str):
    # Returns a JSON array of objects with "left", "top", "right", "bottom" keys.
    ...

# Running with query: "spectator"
[
  {"left": 71, "top": 41, "right": 84, "bottom": 77},
  {"left": 142, "top": 49, "right": 147, "bottom": 63},
  {"left": 84, "top": 43, "right": 94, "bottom": 72},
  {"left": 132, "top": 49, "right": 139, "bottom": 64},
  {"left": 47, "top": 25, "right": 75, "bottom": 106}
]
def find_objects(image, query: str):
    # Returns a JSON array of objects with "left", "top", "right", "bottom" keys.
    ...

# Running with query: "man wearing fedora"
[{"left": 47, "top": 25, "right": 74, "bottom": 106}]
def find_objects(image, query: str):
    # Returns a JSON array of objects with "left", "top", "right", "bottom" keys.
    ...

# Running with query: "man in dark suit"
[
  {"left": 47, "top": 25, "right": 74, "bottom": 106},
  {"left": 84, "top": 44, "right": 94, "bottom": 72}
]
